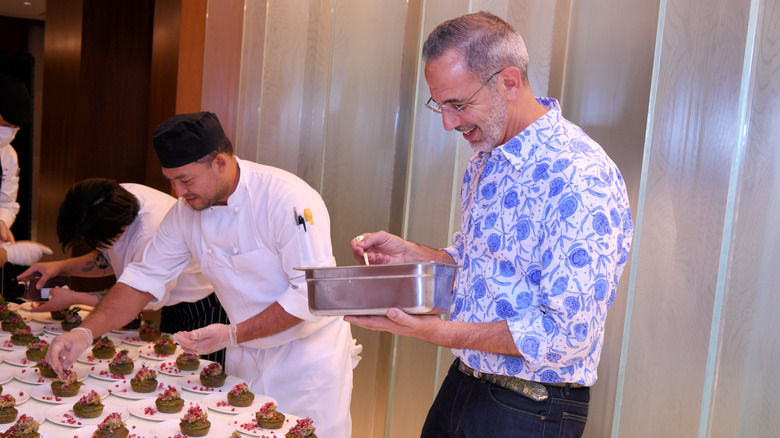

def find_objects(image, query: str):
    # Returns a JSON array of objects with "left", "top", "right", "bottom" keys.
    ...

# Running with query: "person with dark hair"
[
  {"left": 348, "top": 12, "right": 633, "bottom": 437},
  {"left": 18, "top": 178, "right": 229, "bottom": 366},
  {"left": 45, "top": 112, "right": 357, "bottom": 438}
]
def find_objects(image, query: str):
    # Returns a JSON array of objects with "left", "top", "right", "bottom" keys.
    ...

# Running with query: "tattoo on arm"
[
  {"left": 81, "top": 252, "right": 111, "bottom": 273},
  {"left": 86, "top": 290, "right": 109, "bottom": 302}
]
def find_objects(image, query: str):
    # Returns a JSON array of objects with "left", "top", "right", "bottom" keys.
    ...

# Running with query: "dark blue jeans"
[{"left": 421, "top": 360, "right": 590, "bottom": 438}]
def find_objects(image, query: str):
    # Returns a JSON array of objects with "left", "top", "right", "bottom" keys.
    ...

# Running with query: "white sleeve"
[{"left": 0, "top": 145, "right": 20, "bottom": 227}]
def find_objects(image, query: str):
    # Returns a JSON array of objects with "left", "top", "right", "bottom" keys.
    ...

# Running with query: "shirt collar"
[
  {"left": 224, "top": 157, "right": 248, "bottom": 209},
  {"left": 490, "top": 97, "right": 562, "bottom": 168}
]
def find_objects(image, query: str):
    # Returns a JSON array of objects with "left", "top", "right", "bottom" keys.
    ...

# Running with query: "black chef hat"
[{"left": 153, "top": 112, "right": 227, "bottom": 169}]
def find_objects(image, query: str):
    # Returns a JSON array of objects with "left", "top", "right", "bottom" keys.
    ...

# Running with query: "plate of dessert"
[
  {"left": 12, "top": 362, "right": 89, "bottom": 385},
  {"left": 155, "top": 354, "right": 210, "bottom": 376},
  {"left": 44, "top": 402, "right": 128, "bottom": 427},
  {"left": 127, "top": 397, "right": 205, "bottom": 422},
  {"left": 137, "top": 335, "right": 183, "bottom": 361},
  {"left": 228, "top": 407, "right": 306, "bottom": 437},
  {"left": 200, "top": 383, "right": 276, "bottom": 414},
  {"left": 76, "top": 345, "right": 139, "bottom": 365},
  {"left": 0, "top": 409, "right": 46, "bottom": 433},
  {"left": 150, "top": 405, "right": 235, "bottom": 438},
  {"left": 29, "top": 307, "right": 91, "bottom": 325},
  {"left": 30, "top": 383, "right": 109, "bottom": 404},
  {"left": 70, "top": 425, "right": 155, "bottom": 438},
  {"left": 175, "top": 362, "right": 245, "bottom": 394},
  {"left": 0, "top": 327, "right": 45, "bottom": 349},
  {"left": 0, "top": 383, "right": 30, "bottom": 404}
]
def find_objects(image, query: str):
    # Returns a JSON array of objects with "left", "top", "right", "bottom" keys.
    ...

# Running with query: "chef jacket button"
[
  {"left": 232, "top": 247, "right": 238, "bottom": 255},
  {"left": 233, "top": 207, "right": 239, "bottom": 214},
  {"left": 207, "top": 248, "right": 213, "bottom": 255}
]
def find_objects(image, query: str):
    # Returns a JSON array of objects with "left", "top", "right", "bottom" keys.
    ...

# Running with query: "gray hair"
[{"left": 422, "top": 11, "right": 529, "bottom": 83}]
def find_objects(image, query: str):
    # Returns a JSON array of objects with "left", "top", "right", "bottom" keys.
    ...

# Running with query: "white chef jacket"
[
  {"left": 119, "top": 159, "right": 353, "bottom": 437},
  {"left": 107, "top": 184, "right": 213, "bottom": 309},
  {"left": 0, "top": 143, "right": 20, "bottom": 227},
  {"left": 119, "top": 158, "right": 340, "bottom": 348}
]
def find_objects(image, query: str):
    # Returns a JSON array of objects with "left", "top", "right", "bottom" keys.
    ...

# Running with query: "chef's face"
[
  {"left": 424, "top": 51, "right": 509, "bottom": 153},
  {"left": 162, "top": 155, "right": 230, "bottom": 211}
]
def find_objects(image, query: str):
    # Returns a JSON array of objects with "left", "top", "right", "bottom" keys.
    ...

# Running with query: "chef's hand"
[
  {"left": 18, "top": 260, "right": 64, "bottom": 288},
  {"left": 3, "top": 241, "right": 53, "bottom": 266},
  {"left": 345, "top": 308, "right": 446, "bottom": 345},
  {"left": 46, "top": 328, "right": 92, "bottom": 377},
  {"left": 350, "top": 231, "right": 413, "bottom": 265},
  {"left": 174, "top": 323, "right": 237, "bottom": 355},
  {"left": 0, "top": 221, "right": 14, "bottom": 244},
  {"left": 29, "top": 288, "right": 79, "bottom": 312}
]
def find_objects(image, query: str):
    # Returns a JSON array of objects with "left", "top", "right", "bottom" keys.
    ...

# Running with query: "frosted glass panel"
[
  {"left": 709, "top": 1, "right": 780, "bottom": 436},
  {"left": 616, "top": 0, "right": 751, "bottom": 437}
]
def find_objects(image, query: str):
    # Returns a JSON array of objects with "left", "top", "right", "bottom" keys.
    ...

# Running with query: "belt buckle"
[{"left": 509, "top": 378, "right": 548, "bottom": 402}]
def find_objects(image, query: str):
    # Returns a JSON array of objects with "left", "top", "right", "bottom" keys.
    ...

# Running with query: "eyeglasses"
[{"left": 425, "top": 69, "right": 503, "bottom": 115}]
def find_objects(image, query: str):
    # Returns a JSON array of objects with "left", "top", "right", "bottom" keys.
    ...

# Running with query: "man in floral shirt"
[{"left": 348, "top": 11, "right": 633, "bottom": 438}]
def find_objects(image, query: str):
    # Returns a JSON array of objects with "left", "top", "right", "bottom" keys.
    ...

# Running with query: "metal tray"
[{"left": 295, "top": 262, "right": 459, "bottom": 316}]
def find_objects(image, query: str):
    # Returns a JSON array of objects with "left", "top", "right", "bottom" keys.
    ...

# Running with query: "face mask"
[{"left": 0, "top": 126, "right": 19, "bottom": 146}]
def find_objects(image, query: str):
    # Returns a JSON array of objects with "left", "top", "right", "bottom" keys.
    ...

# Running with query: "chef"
[{"left": 46, "top": 112, "right": 357, "bottom": 438}]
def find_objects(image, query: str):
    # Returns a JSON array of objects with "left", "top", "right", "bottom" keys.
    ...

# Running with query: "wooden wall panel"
[{"left": 38, "top": 0, "right": 84, "bottom": 257}]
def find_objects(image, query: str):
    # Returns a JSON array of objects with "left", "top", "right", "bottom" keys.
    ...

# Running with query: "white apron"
[{"left": 199, "top": 236, "right": 354, "bottom": 438}]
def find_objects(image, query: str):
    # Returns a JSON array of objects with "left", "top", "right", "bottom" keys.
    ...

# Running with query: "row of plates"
[
  {"left": 0, "top": 407, "right": 300, "bottom": 438},
  {"left": 0, "top": 367, "right": 247, "bottom": 397}
]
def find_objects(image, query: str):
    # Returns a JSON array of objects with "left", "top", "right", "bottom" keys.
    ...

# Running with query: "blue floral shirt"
[{"left": 443, "top": 98, "right": 633, "bottom": 386}]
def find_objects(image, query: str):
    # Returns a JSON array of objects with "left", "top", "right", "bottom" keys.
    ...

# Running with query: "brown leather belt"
[{"left": 458, "top": 360, "right": 585, "bottom": 402}]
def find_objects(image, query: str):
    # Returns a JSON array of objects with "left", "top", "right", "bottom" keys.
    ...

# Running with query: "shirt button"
[
  {"left": 232, "top": 247, "right": 238, "bottom": 255},
  {"left": 207, "top": 248, "right": 213, "bottom": 255}
]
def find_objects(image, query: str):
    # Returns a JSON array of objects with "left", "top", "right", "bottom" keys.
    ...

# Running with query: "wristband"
[{"left": 71, "top": 327, "right": 93, "bottom": 346}]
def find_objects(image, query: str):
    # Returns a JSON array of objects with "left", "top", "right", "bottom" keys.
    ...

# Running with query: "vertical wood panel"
[
  {"left": 147, "top": 0, "right": 184, "bottom": 193},
  {"left": 38, "top": 0, "right": 84, "bottom": 256},
  {"left": 617, "top": 0, "right": 750, "bottom": 436},
  {"left": 708, "top": 0, "right": 780, "bottom": 436},
  {"left": 202, "top": 0, "right": 243, "bottom": 142}
]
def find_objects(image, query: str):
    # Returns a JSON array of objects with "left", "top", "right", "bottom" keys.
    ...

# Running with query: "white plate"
[
  {"left": 44, "top": 403, "right": 129, "bottom": 427},
  {"left": 1, "top": 383, "right": 31, "bottom": 404},
  {"left": 117, "top": 334, "right": 151, "bottom": 347},
  {"left": 110, "top": 327, "right": 139, "bottom": 336},
  {"left": 0, "top": 333, "right": 53, "bottom": 351},
  {"left": 3, "top": 350, "right": 35, "bottom": 367},
  {"left": 77, "top": 346, "right": 140, "bottom": 365},
  {"left": 127, "top": 398, "right": 205, "bottom": 422},
  {"left": 175, "top": 375, "right": 246, "bottom": 394},
  {"left": 151, "top": 419, "right": 236, "bottom": 438},
  {"left": 16, "top": 362, "right": 92, "bottom": 384},
  {"left": 106, "top": 380, "right": 182, "bottom": 400},
  {"left": 0, "top": 370, "right": 11, "bottom": 385},
  {"left": 86, "top": 362, "right": 137, "bottom": 381},
  {"left": 42, "top": 323, "right": 68, "bottom": 335},
  {"left": 3, "top": 302, "right": 20, "bottom": 311},
  {"left": 228, "top": 412, "right": 303, "bottom": 437},
  {"left": 200, "top": 392, "right": 276, "bottom": 415},
  {"left": 29, "top": 308, "right": 91, "bottom": 324},
  {"left": 71, "top": 425, "right": 155, "bottom": 438},
  {"left": 155, "top": 359, "right": 212, "bottom": 377},
  {"left": 0, "top": 407, "right": 45, "bottom": 432},
  {"left": 12, "top": 366, "right": 48, "bottom": 385},
  {"left": 137, "top": 344, "right": 183, "bottom": 361},
  {"left": 29, "top": 383, "right": 108, "bottom": 404},
  {"left": 3, "top": 350, "right": 34, "bottom": 367}
]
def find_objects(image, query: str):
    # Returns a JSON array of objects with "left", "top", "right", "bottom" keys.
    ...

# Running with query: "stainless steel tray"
[{"left": 295, "top": 262, "right": 459, "bottom": 316}]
